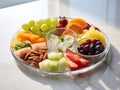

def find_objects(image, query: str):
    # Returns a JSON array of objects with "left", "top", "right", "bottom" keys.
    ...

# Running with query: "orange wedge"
[
  {"left": 63, "top": 29, "right": 75, "bottom": 36},
  {"left": 67, "top": 23, "right": 83, "bottom": 34},
  {"left": 67, "top": 18, "right": 87, "bottom": 27}
]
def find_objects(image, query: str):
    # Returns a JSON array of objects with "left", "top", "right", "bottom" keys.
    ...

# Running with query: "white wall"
[
  {"left": 0, "top": 0, "right": 36, "bottom": 8},
  {"left": 1, "top": 0, "right": 120, "bottom": 28},
  {"left": 69, "top": 0, "right": 120, "bottom": 28}
]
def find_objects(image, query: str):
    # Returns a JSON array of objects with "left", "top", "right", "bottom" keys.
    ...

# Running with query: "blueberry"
[
  {"left": 95, "top": 50, "right": 100, "bottom": 54},
  {"left": 89, "top": 43, "right": 95, "bottom": 52},
  {"left": 95, "top": 45, "right": 103, "bottom": 51},
  {"left": 96, "top": 40, "right": 102, "bottom": 45}
]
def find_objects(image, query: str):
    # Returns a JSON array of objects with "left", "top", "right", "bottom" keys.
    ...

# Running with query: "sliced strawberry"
[
  {"left": 80, "top": 58, "right": 89, "bottom": 68},
  {"left": 64, "top": 49, "right": 89, "bottom": 70},
  {"left": 67, "top": 58, "right": 80, "bottom": 70},
  {"left": 66, "top": 49, "right": 76, "bottom": 55},
  {"left": 66, "top": 53, "right": 81, "bottom": 64}
]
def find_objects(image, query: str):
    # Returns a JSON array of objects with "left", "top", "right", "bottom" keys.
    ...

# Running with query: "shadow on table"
[
  {"left": 73, "top": 44, "right": 120, "bottom": 90},
  {"left": 18, "top": 44, "right": 120, "bottom": 90}
]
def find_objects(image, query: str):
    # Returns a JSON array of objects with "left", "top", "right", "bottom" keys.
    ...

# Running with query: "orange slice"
[
  {"left": 67, "top": 23, "right": 83, "bottom": 34},
  {"left": 63, "top": 29, "right": 75, "bottom": 36},
  {"left": 67, "top": 18, "right": 87, "bottom": 27}
]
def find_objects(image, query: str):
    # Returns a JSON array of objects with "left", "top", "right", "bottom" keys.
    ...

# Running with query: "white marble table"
[{"left": 0, "top": 0, "right": 120, "bottom": 90}]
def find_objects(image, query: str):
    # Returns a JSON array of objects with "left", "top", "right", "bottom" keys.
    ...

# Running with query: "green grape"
[
  {"left": 28, "top": 20, "right": 35, "bottom": 27},
  {"left": 36, "top": 19, "right": 43, "bottom": 26},
  {"left": 48, "top": 25, "right": 56, "bottom": 31},
  {"left": 51, "top": 18, "right": 58, "bottom": 27},
  {"left": 31, "top": 24, "right": 40, "bottom": 33},
  {"left": 22, "top": 23, "right": 30, "bottom": 31},
  {"left": 40, "top": 24, "right": 48, "bottom": 32},
  {"left": 43, "top": 18, "right": 51, "bottom": 26},
  {"left": 35, "top": 31, "right": 43, "bottom": 37}
]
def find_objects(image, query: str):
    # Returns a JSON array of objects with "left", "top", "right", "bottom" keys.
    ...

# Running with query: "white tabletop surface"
[{"left": 0, "top": 0, "right": 120, "bottom": 90}]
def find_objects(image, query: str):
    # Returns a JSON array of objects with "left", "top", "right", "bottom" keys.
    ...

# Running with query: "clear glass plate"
[{"left": 10, "top": 18, "right": 110, "bottom": 78}]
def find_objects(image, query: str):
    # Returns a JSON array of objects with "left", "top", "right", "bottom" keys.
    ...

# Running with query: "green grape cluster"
[{"left": 22, "top": 18, "right": 58, "bottom": 37}]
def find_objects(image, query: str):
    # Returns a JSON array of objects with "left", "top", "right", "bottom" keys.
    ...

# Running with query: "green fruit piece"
[
  {"left": 49, "top": 60, "right": 58, "bottom": 72},
  {"left": 36, "top": 20, "right": 43, "bottom": 26},
  {"left": 31, "top": 24, "right": 40, "bottom": 33},
  {"left": 28, "top": 20, "right": 35, "bottom": 27},
  {"left": 22, "top": 23, "right": 30, "bottom": 31},
  {"left": 35, "top": 31, "right": 43, "bottom": 37},
  {"left": 40, "top": 24, "right": 48, "bottom": 32},
  {"left": 48, "top": 52, "right": 63, "bottom": 61},
  {"left": 51, "top": 18, "right": 58, "bottom": 27},
  {"left": 43, "top": 18, "right": 51, "bottom": 26},
  {"left": 39, "top": 59, "right": 50, "bottom": 71},
  {"left": 58, "top": 57, "right": 68, "bottom": 72}
]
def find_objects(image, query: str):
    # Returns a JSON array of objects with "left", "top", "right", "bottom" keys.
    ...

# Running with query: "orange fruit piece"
[
  {"left": 63, "top": 29, "right": 75, "bottom": 36},
  {"left": 29, "top": 35, "right": 40, "bottom": 41},
  {"left": 67, "top": 18, "right": 87, "bottom": 27},
  {"left": 36, "top": 37, "right": 46, "bottom": 43},
  {"left": 67, "top": 23, "right": 83, "bottom": 34}
]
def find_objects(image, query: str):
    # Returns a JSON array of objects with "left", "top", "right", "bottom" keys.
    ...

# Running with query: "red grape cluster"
[{"left": 77, "top": 39, "right": 104, "bottom": 55}]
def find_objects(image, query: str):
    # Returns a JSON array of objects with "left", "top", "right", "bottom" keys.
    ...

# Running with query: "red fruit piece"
[
  {"left": 94, "top": 26, "right": 100, "bottom": 31},
  {"left": 80, "top": 57, "right": 89, "bottom": 68},
  {"left": 65, "top": 49, "right": 90, "bottom": 70},
  {"left": 59, "top": 17, "right": 68, "bottom": 27},
  {"left": 56, "top": 23, "right": 64, "bottom": 28},
  {"left": 67, "top": 60, "right": 80, "bottom": 70},
  {"left": 66, "top": 49, "right": 76, "bottom": 55},
  {"left": 66, "top": 53, "right": 81, "bottom": 64},
  {"left": 55, "top": 29, "right": 65, "bottom": 36},
  {"left": 82, "top": 23, "right": 91, "bottom": 30}
]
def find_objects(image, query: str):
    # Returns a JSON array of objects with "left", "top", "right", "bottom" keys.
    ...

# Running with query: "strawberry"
[
  {"left": 66, "top": 53, "right": 81, "bottom": 64},
  {"left": 59, "top": 17, "right": 68, "bottom": 27},
  {"left": 56, "top": 23, "right": 64, "bottom": 28},
  {"left": 80, "top": 57, "right": 89, "bottom": 68},
  {"left": 66, "top": 49, "right": 76, "bottom": 55},
  {"left": 64, "top": 49, "right": 90, "bottom": 70},
  {"left": 67, "top": 60, "right": 80, "bottom": 70}
]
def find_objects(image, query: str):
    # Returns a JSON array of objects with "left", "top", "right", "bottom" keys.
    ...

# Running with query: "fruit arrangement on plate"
[{"left": 10, "top": 16, "right": 110, "bottom": 74}]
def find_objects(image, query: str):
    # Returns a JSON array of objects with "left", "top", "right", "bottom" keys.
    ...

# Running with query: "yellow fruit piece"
[{"left": 77, "top": 27, "right": 106, "bottom": 46}]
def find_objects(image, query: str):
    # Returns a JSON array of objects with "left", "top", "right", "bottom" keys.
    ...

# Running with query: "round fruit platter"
[{"left": 10, "top": 17, "right": 110, "bottom": 77}]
